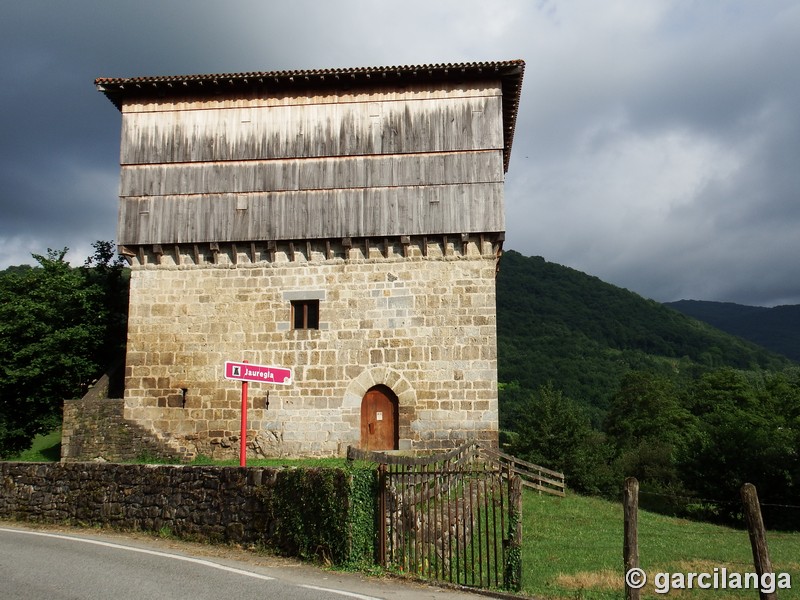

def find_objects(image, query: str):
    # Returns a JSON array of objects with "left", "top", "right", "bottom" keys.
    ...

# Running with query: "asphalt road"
[{"left": 0, "top": 525, "right": 486, "bottom": 600}]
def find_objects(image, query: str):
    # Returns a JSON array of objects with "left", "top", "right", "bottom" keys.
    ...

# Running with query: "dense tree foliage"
[
  {"left": 682, "top": 369, "right": 800, "bottom": 526},
  {"left": 502, "top": 382, "right": 614, "bottom": 495},
  {"left": 0, "top": 242, "right": 127, "bottom": 457},
  {"left": 497, "top": 251, "right": 800, "bottom": 529}
]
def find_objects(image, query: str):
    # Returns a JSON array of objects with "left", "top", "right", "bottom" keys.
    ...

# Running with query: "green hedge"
[{"left": 265, "top": 465, "right": 378, "bottom": 568}]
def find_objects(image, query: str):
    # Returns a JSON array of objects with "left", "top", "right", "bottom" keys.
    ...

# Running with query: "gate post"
[
  {"left": 504, "top": 466, "right": 522, "bottom": 591},
  {"left": 378, "top": 462, "right": 387, "bottom": 566}
]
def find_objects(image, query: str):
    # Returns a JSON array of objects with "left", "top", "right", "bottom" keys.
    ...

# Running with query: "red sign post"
[{"left": 224, "top": 361, "right": 293, "bottom": 466}]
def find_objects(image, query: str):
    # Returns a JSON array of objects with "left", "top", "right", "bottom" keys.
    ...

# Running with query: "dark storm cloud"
[
  {"left": 1, "top": 1, "right": 798, "bottom": 306},
  {"left": 504, "top": 1, "right": 800, "bottom": 306}
]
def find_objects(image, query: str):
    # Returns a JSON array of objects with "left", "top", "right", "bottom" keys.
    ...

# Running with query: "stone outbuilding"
[{"left": 65, "top": 60, "right": 524, "bottom": 460}]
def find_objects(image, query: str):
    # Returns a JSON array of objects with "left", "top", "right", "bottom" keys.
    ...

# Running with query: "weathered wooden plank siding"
[
  {"left": 120, "top": 96, "right": 503, "bottom": 164},
  {"left": 117, "top": 82, "right": 506, "bottom": 245},
  {"left": 119, "top": 151, "right": 503, "bottom": 196},
  {"left": 120, "top": 81, "right": 501, "bottom": 113},
  {"left": 117, "top": 183, "right": 504, "bottom": 245}
]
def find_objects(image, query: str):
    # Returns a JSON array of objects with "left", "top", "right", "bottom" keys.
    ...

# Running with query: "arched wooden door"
[{"left": 360, "top": 385, "right": 399, "bottom": 451}]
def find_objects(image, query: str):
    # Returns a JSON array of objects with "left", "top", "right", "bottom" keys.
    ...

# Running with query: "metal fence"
[{"left": 348, "top": 442, "right": 522, "bottom": 591}]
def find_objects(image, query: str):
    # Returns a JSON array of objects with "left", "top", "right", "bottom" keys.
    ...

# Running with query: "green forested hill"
[
  {"left": 666, "top": 299, "right": 800, "bottom": 362},
  {"left": 495, "top": 251, "right": 800, "bottom": 525},
  {"left": 496, "top": 250, "right": 794, "bottom": 416}
]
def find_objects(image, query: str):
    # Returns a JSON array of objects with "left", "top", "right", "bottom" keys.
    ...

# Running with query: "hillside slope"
[
  {"left": 496, "top": 250, "right": 794, "bottom": 413},
  {"left": 666, "top": 299, "right": 800, "bottom": 361}
]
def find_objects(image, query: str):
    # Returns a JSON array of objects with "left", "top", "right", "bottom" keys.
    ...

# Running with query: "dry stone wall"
[
  {"left": 0, "top": 461, "right": 366, "bottom": 564},
  {"left": 123, "top": 238, "right": 499, "bottom": 459},
  {"left": 1, "top": 462, "right": 271, "bottom": 542}
]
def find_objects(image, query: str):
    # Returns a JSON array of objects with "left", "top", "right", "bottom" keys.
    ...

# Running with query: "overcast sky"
[{"left": 2, "top": 1, "right": 798, "bottom": 306}]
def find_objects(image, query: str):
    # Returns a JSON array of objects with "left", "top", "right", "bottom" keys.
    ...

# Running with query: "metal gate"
[{"left": 348, "top": 443, "right": 522, "bottom": 591}]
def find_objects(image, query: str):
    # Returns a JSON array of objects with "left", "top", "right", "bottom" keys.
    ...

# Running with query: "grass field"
[
  {"left": 523, "top": 491, "right": 800, "bottom": 599},
  {"left": 7, "top": 430, "right": 347, "bottom": 468},
  {"left": 9, "top": 429, "right": 62, "bottom": 462}
]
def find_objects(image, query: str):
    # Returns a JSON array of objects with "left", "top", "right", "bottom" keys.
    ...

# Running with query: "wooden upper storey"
[{"left": 97, "top": 61, "right": 524, "bottom": 247}]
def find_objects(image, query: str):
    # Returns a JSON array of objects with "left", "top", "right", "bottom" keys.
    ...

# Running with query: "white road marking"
[
  {"left": 299, "top": 585, "right": 383, "bottom": 600},
  {"left": 0, "top": 527, "right": 275, "bottom": 581}
]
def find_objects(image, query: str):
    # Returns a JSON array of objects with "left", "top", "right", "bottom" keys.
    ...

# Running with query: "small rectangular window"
[{"left": 291, "top": 299, "right": 319, "bottom": 330}]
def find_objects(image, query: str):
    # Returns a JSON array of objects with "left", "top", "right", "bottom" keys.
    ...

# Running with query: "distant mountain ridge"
[{"left": 665, "top": 299, "right": 800, "bottom": 362}]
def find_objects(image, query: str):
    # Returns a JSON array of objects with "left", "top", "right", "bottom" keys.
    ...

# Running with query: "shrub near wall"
[
  {"left": 267, "top": 465, "right": 377, "bottom": 567},
  {"left": 0, "top": 462, "right": 377, "bottom": 567}
]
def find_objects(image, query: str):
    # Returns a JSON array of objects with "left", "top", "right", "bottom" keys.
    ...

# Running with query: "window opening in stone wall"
[{"left": 291, "top": 299, "right": 319, "bottom": 330}]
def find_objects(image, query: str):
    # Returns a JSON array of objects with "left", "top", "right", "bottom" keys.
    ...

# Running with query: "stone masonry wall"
[
  {"left": 0, "top": 462, "right": 368, "bottom": 566},
  {"left": 124, "top": 238, "right": 499, "bottom": 459},
  {"left": 1, "top": 462, "right": 273, "bottom": 543},
  {"left": 61, "top": 398, "right": 185, "bottom": 463}
]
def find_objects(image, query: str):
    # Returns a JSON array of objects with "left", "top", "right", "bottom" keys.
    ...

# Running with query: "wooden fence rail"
[
  {"left": 479, "top": 447, "right": 566, "bottom": 497},
  {"left": 348, "top": 444, "right": 566, "bottom": 497}
]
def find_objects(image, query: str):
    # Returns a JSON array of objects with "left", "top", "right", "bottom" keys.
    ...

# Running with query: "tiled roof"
[{"left": 96, "top": 60, "right": 525, "bottom": 171}]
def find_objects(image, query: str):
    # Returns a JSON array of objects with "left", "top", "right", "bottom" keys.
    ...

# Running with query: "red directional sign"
[{"left": 224, "top": 361, "right": 293, "bottom": 386}]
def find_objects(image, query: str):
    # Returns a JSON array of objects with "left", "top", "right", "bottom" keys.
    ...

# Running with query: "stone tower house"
[{"left": 93, "top": 60, "right": 524, "bottom": 459}]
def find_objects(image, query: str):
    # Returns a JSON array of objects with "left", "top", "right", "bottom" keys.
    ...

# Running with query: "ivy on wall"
[
  {"left": 503, "top": 476, "right": 523, "bottom": 591},
  {"left": 343, "top": 465, "right": 378, "bottom": 569},
  {"left": 265, "top": 465, "right": 378, "bottom": 568}
]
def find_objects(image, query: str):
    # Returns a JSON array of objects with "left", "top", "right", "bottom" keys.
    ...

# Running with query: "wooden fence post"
[
  {"left": 623, "top": 477, "right": 640, "bottom": 600},
  {"left": 741, "top": 483, "right": 777, "bottom": 600}
]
